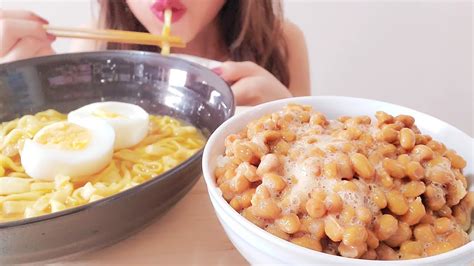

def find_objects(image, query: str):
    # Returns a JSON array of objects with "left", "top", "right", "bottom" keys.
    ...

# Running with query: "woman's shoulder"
[
  {"left": 282, "top": 20, "right": 306, "bottom": 50},
  {"left": 281, "top": 20, "right": 311, "bottom": 96}
]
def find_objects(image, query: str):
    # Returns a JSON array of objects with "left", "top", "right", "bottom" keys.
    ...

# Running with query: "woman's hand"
[
  {"left": 215, "top": 61, "right": 292, "bottom": 106},
  {"left": 0, "top": 10, "right": 55, "bottom": 64}
]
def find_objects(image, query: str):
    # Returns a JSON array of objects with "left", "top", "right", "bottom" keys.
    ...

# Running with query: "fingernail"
[
  {"left": 47, "top": 33, "right": 56, "bottom": 41},
  {"left": 211, "top": 67, "right": 222, "bottom": 76}
]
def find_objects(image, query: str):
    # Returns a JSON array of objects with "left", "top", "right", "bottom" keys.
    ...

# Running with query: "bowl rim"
[
  {"left": 0, "top": 50, "right": 211, "bottom": 69},
  {"left": 0, "top": 50, "right": 236, "bottom": 228},
  {"left": 202, "top": 96, "right": 474, "bottom": 264}
]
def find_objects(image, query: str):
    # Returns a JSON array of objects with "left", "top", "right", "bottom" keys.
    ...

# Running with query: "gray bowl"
[{"left": 0, "top": 51, "right": 235, "bottom": 263}]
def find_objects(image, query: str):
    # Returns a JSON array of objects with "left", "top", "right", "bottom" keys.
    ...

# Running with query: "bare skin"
[{"left": 0, "top": 8, "right": 310, "bottom": 105}]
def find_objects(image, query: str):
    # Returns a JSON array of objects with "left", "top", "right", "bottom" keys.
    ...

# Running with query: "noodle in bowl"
[
  {"left": 0, "top": 50, "right": 235, "bottom": 263},
  {"left": 0, "top": 107, "right": 205, "bottom": 222}
]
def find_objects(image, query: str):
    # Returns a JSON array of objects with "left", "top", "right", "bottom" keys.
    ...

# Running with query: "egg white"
[
  {"left": 21, "top": 119, "right": 115, "bottom": 181},
  {"left": 68, "top": 102, "right": 149, "bottom": 150}
]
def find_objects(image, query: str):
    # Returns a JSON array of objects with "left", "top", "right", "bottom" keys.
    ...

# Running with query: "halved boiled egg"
[
  {"left": 21, "top": 119, "right": 115, "bottom": 181},
  {"left": 68, "top": 102, "right": 149, "bottom": 150}
]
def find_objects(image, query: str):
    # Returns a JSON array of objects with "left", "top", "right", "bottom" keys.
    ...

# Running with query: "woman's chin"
[{"left": 170, "top": 27, "right": 196, "bottom": 43}]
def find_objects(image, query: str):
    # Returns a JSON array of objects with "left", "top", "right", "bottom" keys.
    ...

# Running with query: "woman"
[{"left": 0, "top": 0, "right": 310, "bottom": 105}]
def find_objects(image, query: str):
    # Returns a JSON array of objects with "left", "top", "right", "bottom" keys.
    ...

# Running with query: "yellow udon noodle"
[
  {"left": 161, "top": 8, "right": 172, "bottom": 55},
  {"left": 0, "top": 110, "right": 205, "bottom": 222}
]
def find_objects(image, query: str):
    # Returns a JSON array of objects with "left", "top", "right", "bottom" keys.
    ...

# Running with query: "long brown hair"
[{"left": 98, "top": 0, "right": 290, "bottom": 87}]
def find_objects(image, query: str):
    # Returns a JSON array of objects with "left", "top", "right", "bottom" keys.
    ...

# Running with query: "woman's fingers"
[
  {"left": 0, "top": 9, "right": 54, "bottom": 61},
  {"left": 230, "top": 78, "right": 259, "bottom": 105},
  {"left": 212, "top": 60, "right": 292, "bottom": 105},
  {"left": 0, "top": 9, "right": 48, "bottom": 23},
  {"left": 0, "top": 37, "right": 52, "bottom": 63},
  {"left": 216, "top": 61, "right": 266, "bottom": 83},
  {"left": 36, "top": 46, "right": 55, "bottom": 57},
  {"left": 231, "top": 76, "right": 292, "bottom": 106},
  {"left": 0, "top": 19, "right": 53, "bottom": 56}
]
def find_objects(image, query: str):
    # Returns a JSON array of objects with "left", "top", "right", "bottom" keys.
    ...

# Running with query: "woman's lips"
[{"left": 151, "top": 0, "right": 187, "bottom": 23}]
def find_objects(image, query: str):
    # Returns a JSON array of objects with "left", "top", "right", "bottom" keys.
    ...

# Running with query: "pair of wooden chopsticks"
[{"left": 43, "top": 25, "right": 186, "bottom": 49}]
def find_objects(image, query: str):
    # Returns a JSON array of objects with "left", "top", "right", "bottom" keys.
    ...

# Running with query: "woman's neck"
[{"left": 173, "top": 18, "right": 228, "bottom": 61}]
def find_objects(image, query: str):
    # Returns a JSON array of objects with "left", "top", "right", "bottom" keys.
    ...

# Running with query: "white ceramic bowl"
[{"left": 202, "top": 96, "right": 474, "bottom": 265}]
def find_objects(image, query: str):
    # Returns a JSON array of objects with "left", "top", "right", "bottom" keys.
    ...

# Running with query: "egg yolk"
[
  {"left": 35, "top": 122, "right": 91, "bottom": 150},
  {"left": 92, "top": 109, "right": 122, "bottom": 119}
]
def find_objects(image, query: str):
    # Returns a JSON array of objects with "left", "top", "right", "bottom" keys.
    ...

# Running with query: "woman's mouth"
[{"left": 151, "top": 0, "right": 187, "bottom": 23}]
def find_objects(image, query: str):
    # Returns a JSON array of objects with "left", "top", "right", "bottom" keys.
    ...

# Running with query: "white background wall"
[
  {"left": 284, "top": 0, "right": 473, "bottom": 136},
  {"left": 2, "top": 0, "right": 473, "bottom": 136}
]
